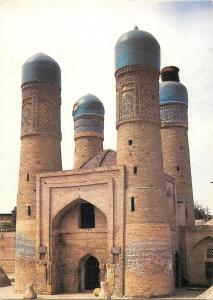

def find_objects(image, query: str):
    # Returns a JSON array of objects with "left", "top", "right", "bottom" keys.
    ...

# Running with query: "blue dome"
[
  {"left": 72, "top": 94, "right": 105, "bottom": 119},
  {"left": 115, "top": 27, "right": 160, "bottom": 72},
  {"left": 160, "top": 81, "right": 188, "bottom": 106},
  {"left": 22, "top": 53, "right": 61, "bottom": 87}
]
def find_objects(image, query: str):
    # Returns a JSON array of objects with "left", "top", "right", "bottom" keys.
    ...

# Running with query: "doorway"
[
  {"left": 206, "top": 262, "right": 213, "bottom": 286},
  {"left": 84, "top": 256, "right": 100, "bottom": 290}
]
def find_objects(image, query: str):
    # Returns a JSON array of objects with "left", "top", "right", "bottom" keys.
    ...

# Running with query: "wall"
[
  {"left": 180, "top": 225, "right": 213, "bottom": 286},
  {"left": 54, "top": 204, "right": 107, "bottom": 292},
  {"left": 35, "top": 166, "right": 125, "bottom": 296},
  {"left": 0, "top": 232, "right": 15, "bottom": 274}
]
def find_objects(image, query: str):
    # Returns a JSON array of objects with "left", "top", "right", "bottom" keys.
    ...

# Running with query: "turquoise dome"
[
  {"left": 160, "top": 81, "right": 188, "bottom": 106},
  {"left": 115, "top": 27, "right": 160, "bottom": 72},
  {"left": 72, "top": 94, "right": 105, "bottom": 119},
  {"left": 22, "top": 53, "right": 61, "bottom": 87}
]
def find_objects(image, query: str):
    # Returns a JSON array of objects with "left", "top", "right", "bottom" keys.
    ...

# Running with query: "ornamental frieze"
[
  {"left": 22, "top": 100, "right": 32, "bottom": 135},
  {"left": 116, "top": 65, "right": 160, "bottom": 125},
  {"left": 160, "top": 106, "right": 188, "bottom": 124},
  {"left": 21, "top": 95, "right": 61, "bottom": 137},
  {"left": 37, "top": 101, "right": 57, "bottom": 131}
]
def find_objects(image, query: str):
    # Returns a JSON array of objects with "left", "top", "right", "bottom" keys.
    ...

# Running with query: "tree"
[
  {"left": 194, "top": 202, "right": 212, "bottom": 221},
  {"left": 11, "top": 206, "right": 16, "bottom": 225}
]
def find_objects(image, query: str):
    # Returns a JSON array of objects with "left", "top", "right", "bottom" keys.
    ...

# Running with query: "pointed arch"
[
  {"left": 51, "top": 198, "right": 108, "bottom": 293},
  {"left": 78, "top": 253, "right": 100, "bottom": 291},
  {"left": 52, "top": 197, "right": 107, "bottom": 230},
  {"left": 192, "top": 236, "right": 213, "bottom": 249}
]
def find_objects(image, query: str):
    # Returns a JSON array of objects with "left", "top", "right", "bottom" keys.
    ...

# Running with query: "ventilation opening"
[
  {"left": 131, "top": 197, "right": 135, "bottom": 212},
  {"left": 80, "top": 203, "right": 95, "bottom": 228},
  {"left": 177, "top": 166, "right": 180, "bottom": 171},
  {"left": 128, "top": 140, "right": 133, "bottom": 145},
  {"left": 134, "top": 166, "right": 137, "bottom": 174},
  {"left": 27, "top": 174, "right": 29, "bottom": 181},
  {"left": 185, "top": 208, "right": 188, "bottom": 219},
  {"left": 27, "top": 206, "right": 31, "bottom": 216},
  {"left": 207, "top": 248, "right": 213, "bottom": 259}
]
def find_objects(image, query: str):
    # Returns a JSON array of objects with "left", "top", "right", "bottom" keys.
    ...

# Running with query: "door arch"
[{"left": 84, "top": 255, "right": 100, "bottom": 290}]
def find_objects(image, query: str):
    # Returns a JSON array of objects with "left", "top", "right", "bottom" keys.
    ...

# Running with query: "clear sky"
[{"left": 0, "top": 0, "right": 213, "bottom": 213}]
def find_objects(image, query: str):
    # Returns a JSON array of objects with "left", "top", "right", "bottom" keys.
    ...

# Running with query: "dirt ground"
[{"left": 0, "top": 282, "right": 206, "bottom": 300}]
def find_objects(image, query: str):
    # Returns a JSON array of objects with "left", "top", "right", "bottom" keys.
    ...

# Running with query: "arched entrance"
[
  {"left": 52, "top": 199, "right": 107, "bottom": 293},
  {"left": 84, "top": 256, "right": 100, "bottom": 290}
]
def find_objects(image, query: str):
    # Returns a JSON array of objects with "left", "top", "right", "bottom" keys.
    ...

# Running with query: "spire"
[{"left": 134, "top": 25, "right": 139, "bottom": 31}]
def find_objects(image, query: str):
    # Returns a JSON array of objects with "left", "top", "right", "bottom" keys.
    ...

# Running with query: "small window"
[
  {"left": 27, "top": 174, "right": 29, "bottom": 181},
  {"left": 131, "top": 197, "right": 135, "bottom": 212},
  {"left": 177, "top": 166, "right": 180, "bottom": 171},
  {"left": 80, "top": 203, "right": 95, "bottom": 228},
  {"left": 27, "top": 206, "right": 31, "bottom": 216},
  {"left": 134, "top": 167, "right": 137, "bottom": 174},
  {"left": 207, "top": 248, "right": 213, "bottom": 259},
  {"left": 128, "top": 140, "right": 133, "bottom": 145},
  {"left": 185, "top": 208, "right": 188, "bottom": 219}
]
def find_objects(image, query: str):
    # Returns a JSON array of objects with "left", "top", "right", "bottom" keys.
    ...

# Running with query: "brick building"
[
  {"left": 0, "top": 213, "right": 15, "bottom": 275},
  {"left": 1, "top": 27, "right": 212, "bottom": 297}
]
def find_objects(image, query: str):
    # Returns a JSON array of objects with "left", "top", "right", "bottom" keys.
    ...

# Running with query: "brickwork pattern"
[
  {"left": 161, "top": 103, "right": 188, "bottom": 127},
  {"left": 15, "top": 82, "right": 62, "bottom": 292},
  {"left": 34, "top": 166, "right": 125, "bottom": 295},
  {"left": 116, "top": 65, "right": 174, "bottom": 297},
  {"left": 181, "top": 226, "right": 213, "bottom": 286},
  {"left": 0, "top": 232, "right": 15, "bottom": 274},
  {"left": 160, "top": 114, "right": 195, "bottom": 227},
  {"left": 74, "top": 135, "right": 103, "bottom": 169}
]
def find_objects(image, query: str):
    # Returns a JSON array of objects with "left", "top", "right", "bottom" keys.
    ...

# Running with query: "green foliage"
[{"left": 194, "top": 202, "right": 212, "bottom": 221}]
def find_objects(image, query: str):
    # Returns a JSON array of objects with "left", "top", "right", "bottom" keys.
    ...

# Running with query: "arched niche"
[
  {"left": 192, "top": 236, "right": 213, "bottom": 249},
  {"left": 51, "top": 198, "right": 108, "bottom": 293},
  {"left": 190, "top": 236, "right": 213, "bottom": 286}
]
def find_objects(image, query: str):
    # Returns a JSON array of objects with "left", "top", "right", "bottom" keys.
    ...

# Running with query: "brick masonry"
[
  {"left": 160, "top": 103, "right": 195, "bottom": 228},
  {"left": 115, "top": 64, "right": 174, "bottom": 297},
  {"left": 15, "top": 82, "right": 62, "bottom": 292},
  {"left": 0, "top": 232, "right": 15, "bottom": 274},
  {"left": 13, "top": 48, "right": 213, "bottom": 298}
]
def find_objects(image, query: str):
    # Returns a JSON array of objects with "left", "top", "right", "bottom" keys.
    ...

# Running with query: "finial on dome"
[
  {"left": 161, "top": 66, "right": 180, "bottom": 82},
  {"left": 134, "top": 25, "right": 139, "bottom": 31}
]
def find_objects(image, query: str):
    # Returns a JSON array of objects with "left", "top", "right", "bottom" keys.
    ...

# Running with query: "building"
[
  {"left": 1, "top": 27, "right": 212, "bottom": 297},
  {"left": 0, "top": 213, "right": 15, "bottom": 275}
]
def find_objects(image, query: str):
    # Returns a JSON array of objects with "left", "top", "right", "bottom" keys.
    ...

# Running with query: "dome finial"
[
  {"left": 161, "top": 66, "right": 180, "bottom": 82},
  {"left": 134, "top": 25, "right": 139, "bottom": 31}
]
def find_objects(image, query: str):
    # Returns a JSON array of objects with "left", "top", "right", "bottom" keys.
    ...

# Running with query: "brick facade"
[
  {"left": 13, "top": 31, "right": 213, "bottom": 297},
  {"left": 15, "top": 82, "right": 62, "bottom": 292}
]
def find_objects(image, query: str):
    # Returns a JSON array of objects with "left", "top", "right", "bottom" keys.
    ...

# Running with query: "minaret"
[
  {"left": 115, "top": 28, "right": 174, "bottom": 297},
  {"left": 160, "top": 66, "right": 195, "bottom": 227},
  {"left": 72, "top": 94, "right": 104, "bottom": 169},
  {"left": 15, "top": 53, "right": 62, "bottom": 292}
]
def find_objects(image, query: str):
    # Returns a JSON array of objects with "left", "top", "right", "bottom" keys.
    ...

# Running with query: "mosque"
[{"left": 1, "top": 27, "right": 213, "bottom": 298}]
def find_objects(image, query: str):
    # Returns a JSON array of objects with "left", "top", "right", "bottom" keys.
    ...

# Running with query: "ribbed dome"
[
  {"left": 80, "top": 150, "right": 116, "bottom": 169},
  {"left": 22, "top": 53, "right": 61, "bottom": 87},
  {"left": 115, "top": 27, "right": 160, "bottom": 72},
  {"left": 72, "top": 94, "right": 105, "bottom": 119},
  {"left": 160, "top": 81, "right": 188, "bottom": 106}
]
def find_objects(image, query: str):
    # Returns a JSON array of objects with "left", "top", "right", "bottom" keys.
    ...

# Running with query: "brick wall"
[{"left": 0, "top": 232, "right": 15, "bottom": 274}]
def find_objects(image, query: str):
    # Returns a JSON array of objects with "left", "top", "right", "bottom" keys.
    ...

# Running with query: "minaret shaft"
[
  {"left": 115, "top": 33, "right": 174, "bottom": 295},
  {"left": 15, "top": 54, "right": 62, "bottom": 292},
  {"left": 160, "top": 66, "right": 195, "bottom": 227}
]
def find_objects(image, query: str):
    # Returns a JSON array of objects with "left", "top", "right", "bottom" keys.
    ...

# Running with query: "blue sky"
[
  {"left": 156, "top": 0, "right": 212, "bottom": 13},
  {"left": 0, "top": 0, "right": 213, "bottom": 213}
]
